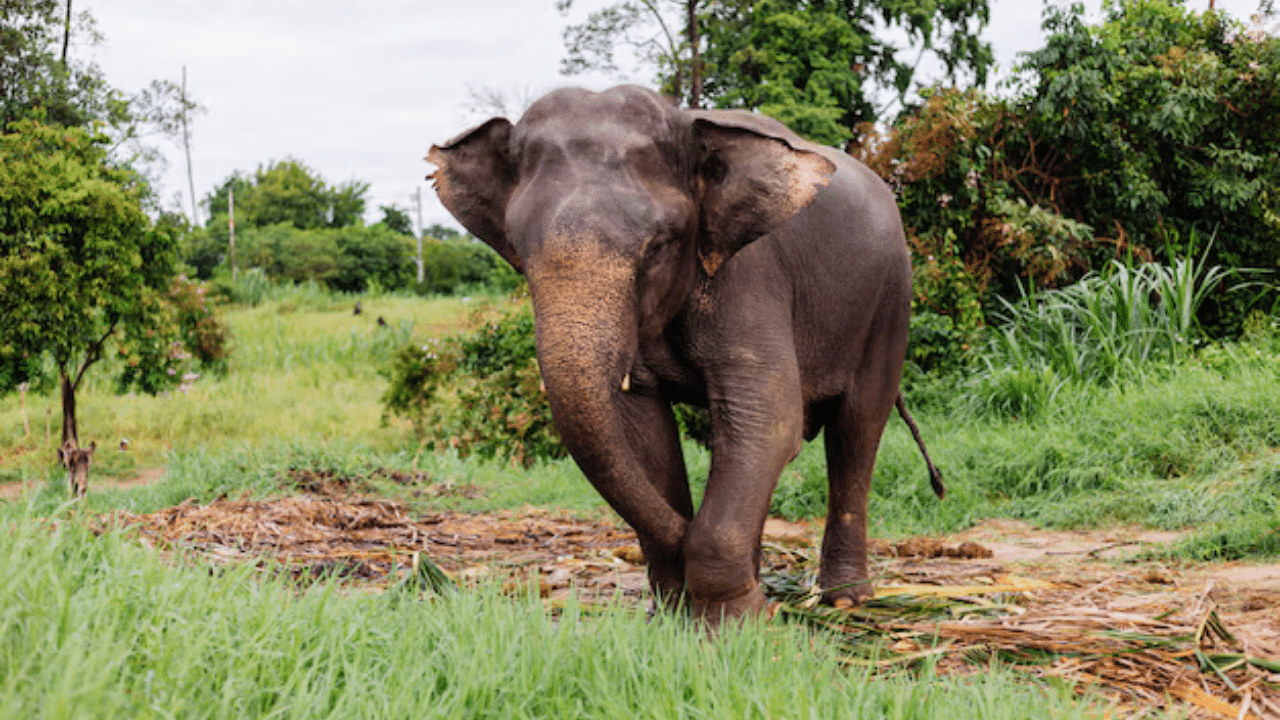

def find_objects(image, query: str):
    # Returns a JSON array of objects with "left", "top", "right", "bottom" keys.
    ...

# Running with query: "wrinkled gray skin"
[
  {"left": 429, "top": 85, "right": 941, "bottom": 622},
  {"left": 58, "top": 440, "right": 95, "bottom": 498}
]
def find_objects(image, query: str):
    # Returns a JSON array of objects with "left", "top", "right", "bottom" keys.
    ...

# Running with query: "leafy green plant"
[
  {"left": 168, "top": 275, "right": 230, "bottom": 374},
  {"left": 0, "top": 116, "right": 182, "bottom": 444},
  {"left": 383, "top": 300, "right": 563, "bottom": 466},
  {"left": 981, "top": 247, "right": 1237, "bottom": 397}
]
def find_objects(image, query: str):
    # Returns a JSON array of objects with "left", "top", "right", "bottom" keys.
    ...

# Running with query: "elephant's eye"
[{"left": 701, "top": 154, "right": 728, "bottom": 185}]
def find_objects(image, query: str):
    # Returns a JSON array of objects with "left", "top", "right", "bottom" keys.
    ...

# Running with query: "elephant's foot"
[
  {"left": 818, "top": 573, "right": 873, "bottom": 608},
  {"left": 689, "top": 581, "right": 769, "bottom": 626}
]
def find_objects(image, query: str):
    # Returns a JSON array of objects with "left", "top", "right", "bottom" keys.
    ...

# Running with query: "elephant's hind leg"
[{"left": 818, "top": 380, "right": 898, "bottom": 607}]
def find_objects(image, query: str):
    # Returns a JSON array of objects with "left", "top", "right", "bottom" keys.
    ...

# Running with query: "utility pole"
[
  {"left": 228, "top": 186, "right": 237, "bottom": 281},
  {"left": 412, "top": 186, "right": 424, "bottom": 284},
  {"left": 181, "top": 66, "right": 199, "bottom": 226},
  {"left": 61, "top": 0, "right": 72, "bottom": 66}
]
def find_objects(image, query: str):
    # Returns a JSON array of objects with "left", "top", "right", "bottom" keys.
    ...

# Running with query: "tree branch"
[{"left": 73, "top": 318, "right": 118, "bottom": 392}]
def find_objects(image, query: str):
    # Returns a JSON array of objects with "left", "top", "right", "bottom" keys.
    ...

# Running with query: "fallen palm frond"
[
  {"left": 765, "top": 564, "right": 1280, "bottom": 720},
  {"left": 96, "top": 496, "right": 643, "bottom": 599}
]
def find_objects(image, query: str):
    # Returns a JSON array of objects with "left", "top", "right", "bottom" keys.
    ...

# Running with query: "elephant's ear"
[
  {"left": 426, "top": 117, "right": 522, "bottom": 272},
  {"left": 690, "top": 111, "right": 835, "bottom": 276}
]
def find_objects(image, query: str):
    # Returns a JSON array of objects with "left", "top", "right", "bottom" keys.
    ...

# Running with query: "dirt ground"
[{"left": 7, "top": 468, "right": 1279, "bottom": 718}]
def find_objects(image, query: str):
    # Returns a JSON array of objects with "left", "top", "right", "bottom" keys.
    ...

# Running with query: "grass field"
[
  {"left": 2, "top": 287, "right": 1277, "bottom": 718},
  {"left": 0, "top": 291, "right": 478, "bottom": 480},
  {"left": 0, "top": 511, "right": 1096, "bottom": 720}
]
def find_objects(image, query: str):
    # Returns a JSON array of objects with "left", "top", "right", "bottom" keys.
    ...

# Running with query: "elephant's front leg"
[
  {"left": 614, "top": 390, "right": 695, "bottom": 605},
  {"left": 683, "top": 363, "right": 803, "bottom": 622}
]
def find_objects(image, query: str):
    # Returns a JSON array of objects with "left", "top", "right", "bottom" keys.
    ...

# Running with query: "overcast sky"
[{"left": 80, "top": 0, "right": 1258, "bottom": 231}]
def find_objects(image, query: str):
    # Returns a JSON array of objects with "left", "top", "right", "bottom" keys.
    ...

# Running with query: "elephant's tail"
[{"left": 895, "top": 392, "right": 945, "bottom": 500}]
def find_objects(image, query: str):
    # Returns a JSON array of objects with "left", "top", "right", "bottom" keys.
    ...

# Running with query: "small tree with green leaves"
[{"left": 0, "top": 117, "right": 183, "bottom": 446}]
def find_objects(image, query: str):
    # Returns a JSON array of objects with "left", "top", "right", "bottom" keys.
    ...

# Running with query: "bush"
[
  {"left": 382, "top": 300, "right": 562, "bottom": 466},
  {"left": 383, "top": 299, "right": 713, "bottom": 465},
  {"left": 169, "top": 275, "right": 231, "bottom": 374},
  {"left": 182, "top": 224, "right": 522, "bottom": 297},
  {"left": 415, "top": 237, "right": 524, "bottom": 296}
]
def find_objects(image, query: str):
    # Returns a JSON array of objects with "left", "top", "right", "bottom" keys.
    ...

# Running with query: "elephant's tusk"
[
  {"left": 539, "top": 377, "right": 546, "bottom": 393},
  {"left": 621, "top": 373, "right": 631, "bottom": 392}
]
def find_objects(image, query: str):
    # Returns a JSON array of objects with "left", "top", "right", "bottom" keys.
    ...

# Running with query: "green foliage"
[
  {"left": 182, "top": 219, "right": 519, "bottom": 296},
  {"left": 416, "top": 235, "right": 524, "bottom": 296},
  {"left": 378, "top": 204, "right": 415, "bottom": 236},
  {"left": 1010, "top": 0, "right": 1280, "bottom": 330},
  {"left": 0, "top": 117, "right": 182, "bottom": 440},
  {"left": 980, "top": 251, "right": 1235, "bottom": 397},
  {"left": 204, "top": 158, "right": 369, "bottom": 231},
  {"left": 0, "top": 1, "right": 115, "bottom": 130},
  {"left": 383, "top": 301, "right": 563, "bottom": 466},
  {"left": 701, "top": 0, "right": 994, "bottom": 141},
  {"left": 167, "top": 275, "right": 230, "bottom": 374},
  {"left": 852, "top": 1, "right": 1280, "bottom": 365},
  {"left": 702, "top": 2, "right": 862, "bottom": 144}
]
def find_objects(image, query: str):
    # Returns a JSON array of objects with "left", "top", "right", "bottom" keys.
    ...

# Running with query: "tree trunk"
[
  {"left": 60, "top": 371, "right": 77, "bottom": 446},
  {"left": 687, "top": 0, "right": 701, "bottom": 109}
]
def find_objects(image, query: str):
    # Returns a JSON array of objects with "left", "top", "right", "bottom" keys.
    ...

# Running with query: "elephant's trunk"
[{"left": 529, "top": 261, "right": 689, "bottom": 558}]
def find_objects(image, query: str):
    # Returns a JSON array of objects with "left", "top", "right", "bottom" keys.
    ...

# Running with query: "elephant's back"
[{"left": 762, "top": 149, "right": 913, "bottom": 398}]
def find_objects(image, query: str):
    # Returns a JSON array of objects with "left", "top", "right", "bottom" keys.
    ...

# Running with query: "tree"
[
  {"left": 204, "top": 159, "right": 369, "bottom": 230},
  {"left": 558, "top": 0, "right": 993, "bottom": 138},
  {"left": 424, "top": 223, "right": 462, "bottom": 240},
  {"left": 2, "top": 1, "right": 207, "bottom": 218},
  {"left": 847, "top": 0, "right": 1280, "bottom": 367},
  {"left": 559, "top": 0, "right": 704, "bottom": 107},
  {"left": 0, "top": 117, "right": 181, "bottom": 445},
  {"left": 379, "top": 205, "right": 415, "bottom": 236},
  {"left": 701, "top": 0, "right": 993, "bottom": 144},
  {"left": 0, "top": 0, "right": 113, "bottom": 130},
  {"left": 1010, "top": 0, "right": 1280, "bottom": 328}
]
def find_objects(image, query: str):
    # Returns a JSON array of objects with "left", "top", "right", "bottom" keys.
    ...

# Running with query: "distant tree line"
[{"left": 179, "top": 160, "right": 522, "bottom": 296}]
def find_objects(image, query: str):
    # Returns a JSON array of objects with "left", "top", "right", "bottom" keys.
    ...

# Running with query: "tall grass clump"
[
  {"left": 0, "top": 513, "right": 1093, "bottom": 719},
  {"left": 971, "top": 244, "right": 1236, "bottom": 418}
]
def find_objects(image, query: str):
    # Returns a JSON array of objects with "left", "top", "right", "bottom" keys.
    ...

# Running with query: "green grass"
[
  {"left": 0, "top": 512, "right": 1097, "bottom": 720},
  {"left": 776, "top": 356, "right": 1280, "bottom": 558},
  {"left": 0, "top": 291, "right": 488, "bottom": 479}
]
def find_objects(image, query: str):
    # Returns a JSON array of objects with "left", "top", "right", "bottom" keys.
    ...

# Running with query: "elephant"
[{"left": 427, "top": 84, "right": 942, "bottom": 622}]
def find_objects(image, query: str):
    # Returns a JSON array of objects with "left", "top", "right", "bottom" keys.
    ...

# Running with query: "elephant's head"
[{"left": 426, "top": 85, "right": 833, "bottom": 556}]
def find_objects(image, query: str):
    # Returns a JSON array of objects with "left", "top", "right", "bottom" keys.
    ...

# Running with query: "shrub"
[
  {"left": 382, "top": 300, "right": 562, "bottom": 466},
  {"left": 169, "top": 275, "right": 231, "bottom": 374},
  {"left": 383, "top": 299, "right": 713, "bottom": 465},
  {"left": 414, "top": 237, "right": 524, "bottom": 296}
]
